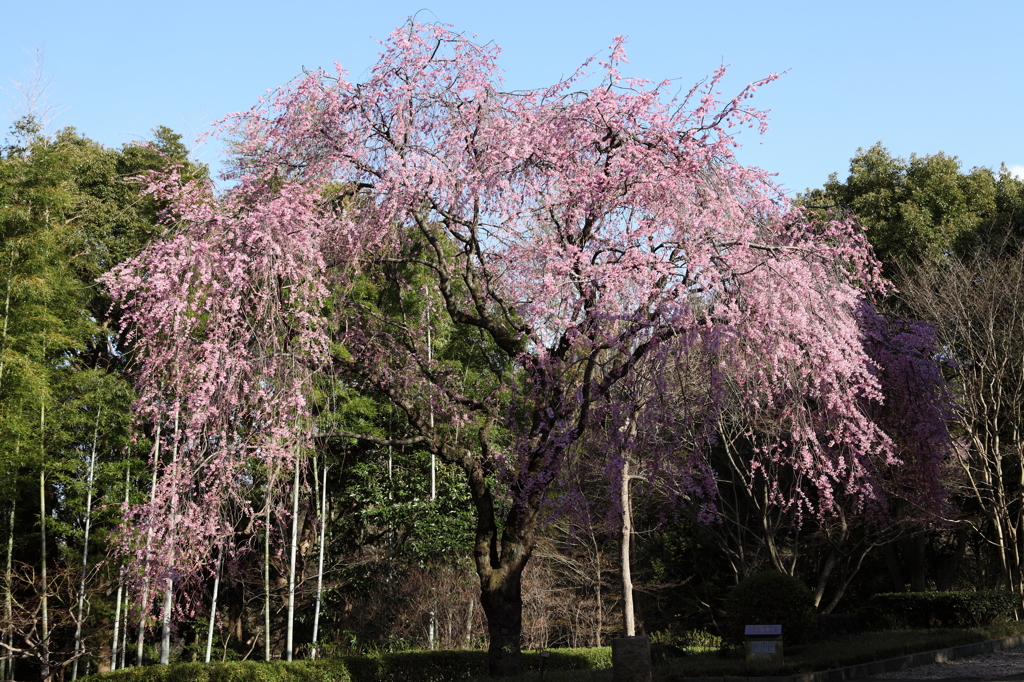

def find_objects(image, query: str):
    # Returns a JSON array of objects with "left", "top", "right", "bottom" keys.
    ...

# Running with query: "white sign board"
[{"left": 750, "top": 641, "right": 777, "bottom": 654}]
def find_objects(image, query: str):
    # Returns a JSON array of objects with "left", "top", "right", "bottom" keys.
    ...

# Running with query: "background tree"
[
  {"left": 801, "top": 142, "right": 1024, "bottom": 274},
  {"left": 897, "top": 246, "right": 1024, "bottom": 602},
  {"left": 0, "top": 121, "right": 203, "bottom": 677},
  {"left": 803, "top": 142, "right": 1024, "bottom": 596}
]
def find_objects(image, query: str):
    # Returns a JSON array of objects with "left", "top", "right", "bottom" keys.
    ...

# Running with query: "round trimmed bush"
[{"left": 723, "top": 570, "right": 818, "bottom": 644}]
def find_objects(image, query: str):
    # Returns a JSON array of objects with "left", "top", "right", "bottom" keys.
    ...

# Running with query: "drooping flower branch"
[{"left": 105, "top": 22, "right": 949, "bottom": 674}]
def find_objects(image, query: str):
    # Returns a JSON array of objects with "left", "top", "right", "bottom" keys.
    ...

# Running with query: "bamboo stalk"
[
  {"left": 72, "top": 406, "right": 102, "bottom": 680},
  {"left": 285, "top": 458, "right": 300, "bottom": 661},
  {"left": 40, "top": 396, "right": 50, "bottom": 681},
  {"left": 4, "top": 499, "right": 14, "bottom": 681},
  {"left": 427, "top": 317, "right": 435, "bottom": 501},
  {"left": 138, "top": 425, "right": 161, "bottom": 666},
  {"left": 311, "top": 463, "right": 328, "bottom": 660},
  {"left": 119, "top": 587, "right": 128, "bottom": 669},
  {"left": 158, "top": 580, "right": 173, "bottom": 665},
  {"left": 0, "top": 258, "right": 12, "bottom": 682},
  {"left": 159, "top": 412, "right": 180, "bottom": 666},
  {"left": 111, "top": 567, "right": 124, "bottom": 671},
  {"left": 265, "top": 502, "right": 271, "bottom": 661},
  {"left": 111, "top": 467, "right": 129, "bottom": 670},
  {"left": 0, "top": 250, "right": 14, "bottom": 394},
  {"left": 204, "top": 545, "right": 222, "bottom": 663}
]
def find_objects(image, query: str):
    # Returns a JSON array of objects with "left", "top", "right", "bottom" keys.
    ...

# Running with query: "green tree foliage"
[
  {"left": 0, "top": 119, "right": 203, "bottom": 674},
  {"left": 801, "top": 142, "right": 1024, "bottom": 273},
  {"left": 312, "top": 248, "right": 490, "bottom": 570}
]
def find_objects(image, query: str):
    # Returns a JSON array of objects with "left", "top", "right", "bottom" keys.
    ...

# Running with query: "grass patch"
[
  {"left": 83, "top": 622, "right": 1024, "bottom": 682},
  {"left": 649, "top": 621, "right": 1024, "bottom": 681},
  {"left": 460, "top": 621, "right": 1024, "bottom": 681}
]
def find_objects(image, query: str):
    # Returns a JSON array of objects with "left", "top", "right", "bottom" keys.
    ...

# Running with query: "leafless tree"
[
  {"left": 899, "top": 244, "right": 1024, "bottom": 601},
  {"left": 3, "top": 47, "right": 66, "bottom": 144}
]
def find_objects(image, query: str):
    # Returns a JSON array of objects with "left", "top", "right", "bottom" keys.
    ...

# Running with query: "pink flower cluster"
[{"left": 104, "top": 22, "right": 950, "bottom": 605}]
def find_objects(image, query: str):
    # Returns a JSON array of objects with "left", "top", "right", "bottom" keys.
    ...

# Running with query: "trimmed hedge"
[
  {"left": 83, "top": 647, "right": 612, "bottom": 682},
  {"left": 81, "top": 661, "right": 348, "bottom": 682},
  {"left": 341, "top": 648, "right": 609, "bottom": 681},
  {"left": 723, "top": 571, "right": 818, "bottom": 645},
  {"left": 869, "top": 591, "right": 1017, "bottom": 628}
]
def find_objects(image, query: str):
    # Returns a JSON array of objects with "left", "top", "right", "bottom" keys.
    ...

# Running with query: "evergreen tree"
[{"left": 0, "top": 120, "right": 203, "bottom": 675}]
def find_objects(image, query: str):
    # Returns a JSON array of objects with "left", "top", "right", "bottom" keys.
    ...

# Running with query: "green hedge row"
[
  {"left": 869, "top": 590, "right": 1018, "bottom": 628},
  {"left": 83, "top": 661, "right": 345, "bottom": 682},
  {"left": 83, "top": 647, "right": 612, "bottom": 682}
]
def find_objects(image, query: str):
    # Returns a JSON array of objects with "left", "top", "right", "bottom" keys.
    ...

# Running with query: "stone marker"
[
  {"left": 612, "top": 635, "right": 652, "bottom": 682},
  {"left": 745, "top": 624, "right": 783, "bottom": 665}
]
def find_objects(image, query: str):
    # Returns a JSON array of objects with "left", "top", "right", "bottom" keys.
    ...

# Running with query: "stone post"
[{"left": 612, "top": 635, "right": 652, "bottom": 682}]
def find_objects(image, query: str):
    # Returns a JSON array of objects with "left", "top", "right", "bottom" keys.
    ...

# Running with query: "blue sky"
[{"left": 3, "top": 0, "right": 1021, "bottom": 195}]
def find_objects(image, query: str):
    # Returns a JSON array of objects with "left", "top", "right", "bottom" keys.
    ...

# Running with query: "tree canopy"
[
  {"left": 102, "top": 23, "right": 948, "bottom": 676},
  {"left": 800, "top": 142, "right": 1024, "bottom": 273}
]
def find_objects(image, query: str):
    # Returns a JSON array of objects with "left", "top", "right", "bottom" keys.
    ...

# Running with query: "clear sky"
[{"left": 3, "top": 0, "right": 1021, "bottom": 195}]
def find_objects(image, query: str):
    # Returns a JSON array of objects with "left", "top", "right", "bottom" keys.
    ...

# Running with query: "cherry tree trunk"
[
  {"left": 479, "top": 568, "right": 526, "bottom": 677},
  {"left": 466, "top": 457, "right": 538, "bottom": 678}
]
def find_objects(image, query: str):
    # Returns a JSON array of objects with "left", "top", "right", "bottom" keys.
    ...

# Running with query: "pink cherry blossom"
[{"left": 104, "top": 22, "right": 949, "bottom": 673}]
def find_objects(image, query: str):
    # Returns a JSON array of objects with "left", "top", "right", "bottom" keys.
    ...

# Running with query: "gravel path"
[{"left": 869, "top": 646, "right": 1024, "bottom": 680}]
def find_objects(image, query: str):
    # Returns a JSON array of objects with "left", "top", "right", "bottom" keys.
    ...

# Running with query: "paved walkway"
[{"left": 866, "top": 646, "right": 1024, "bottom": 681}]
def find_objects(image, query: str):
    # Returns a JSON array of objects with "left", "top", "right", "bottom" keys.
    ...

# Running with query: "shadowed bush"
[{"left": 723, "top": 571, "right": 818, "bottom": 645}]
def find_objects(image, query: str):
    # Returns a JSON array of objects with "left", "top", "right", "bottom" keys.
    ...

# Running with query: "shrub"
[
  {"left": 722, "top": 571, "right": 818, "bottom": 645},
  {"left": 869, "top": 591, "right": 1017, "bottom": 629},
  {"left": 343, "top": 648, "right": 609, "bottom": 681},
  {"left": 682, "top": 629, "right": 724, "bottom": 649},
  {"left": 83, "top": 661, "right": 349, "bottom": 682},
  {"left": 83, "top": 647, "right": 612, "bottom": 682},
  {"left": 650, "top": 627, "right": 722, "bottom": 650}
]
